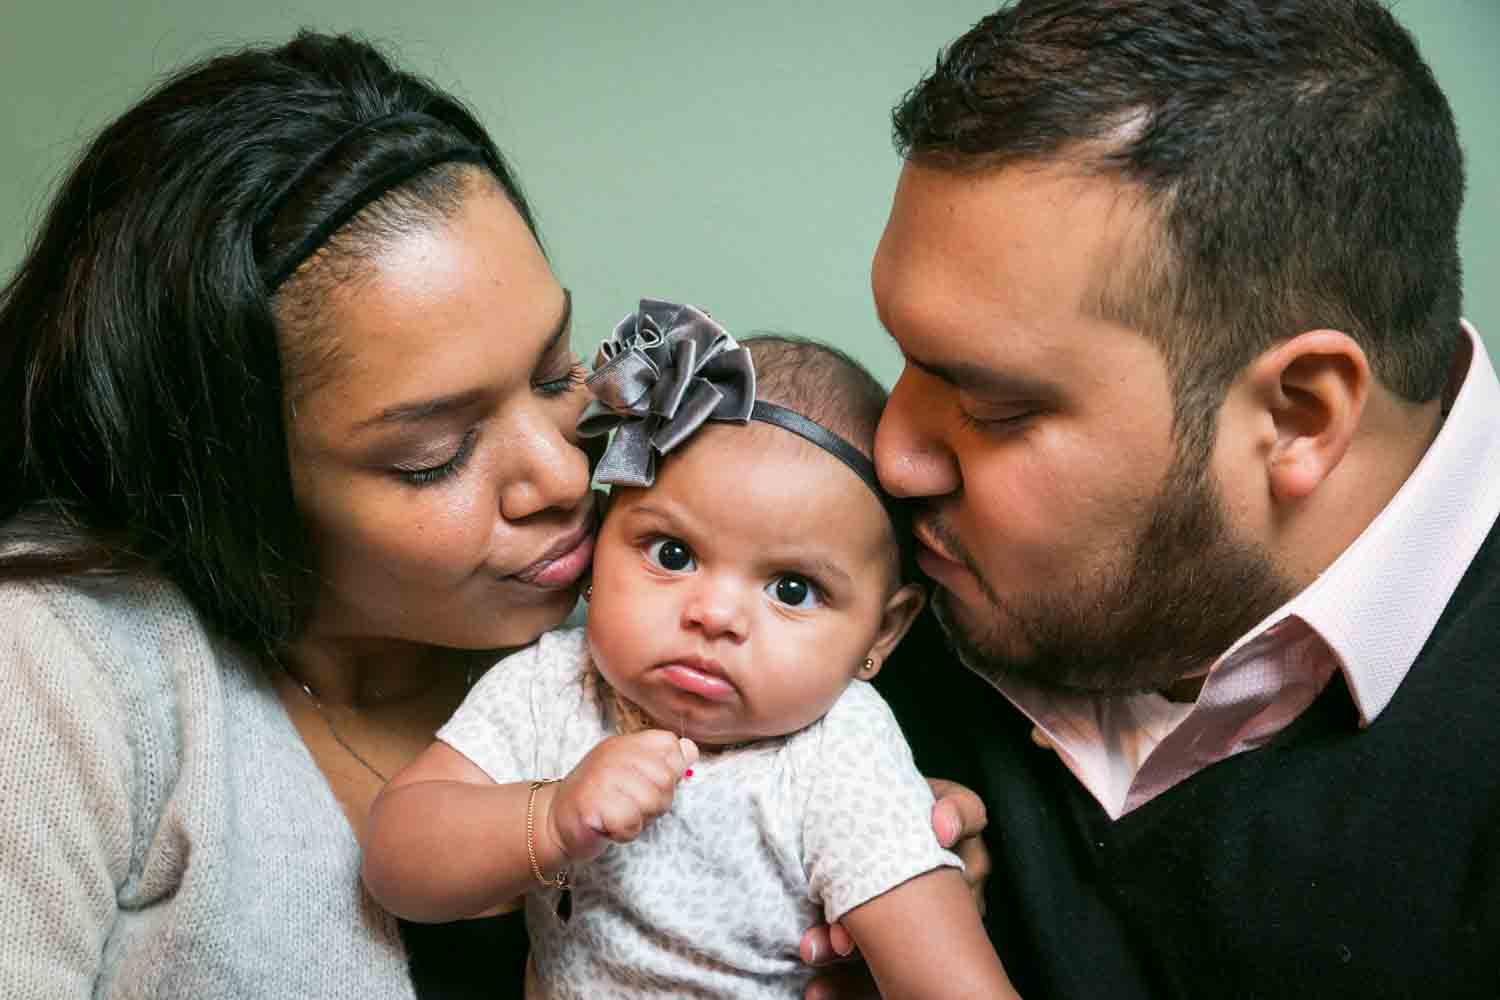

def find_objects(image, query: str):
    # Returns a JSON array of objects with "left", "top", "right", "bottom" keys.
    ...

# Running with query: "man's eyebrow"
[
  {"left": 905, "top": 353, "right": 1052, "bottom": 399},
  {"left": 353, "top": 289, "right": 573, "bottom": 432}
]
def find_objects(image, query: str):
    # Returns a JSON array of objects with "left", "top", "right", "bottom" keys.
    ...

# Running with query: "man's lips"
[
  {"left": 912, "top": 520, "right": 962, "bottom": 567},
  {"left": 508, "top": 523, "right": 595, "bottom": 589},
  {"left": 656, "top": 657, "right": 738, "bottom": 702},
  {"left": 912, "top": 520, "right": 973, "bottom": 585}
]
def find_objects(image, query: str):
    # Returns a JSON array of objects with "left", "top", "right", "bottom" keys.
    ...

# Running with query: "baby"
[{"left": 363, "top": 301, "right": 1013, "bottom": 999}]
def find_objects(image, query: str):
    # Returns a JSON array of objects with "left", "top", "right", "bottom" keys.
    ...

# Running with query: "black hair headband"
[
  {"left": 256, "top": 110, "right": 488, "bottom": 291},
  {"left": 577, "top": 300, "right": 912, "bottom": 543},
  {"left": 750, "top": 401, "right": 891, "bottom": 512}
]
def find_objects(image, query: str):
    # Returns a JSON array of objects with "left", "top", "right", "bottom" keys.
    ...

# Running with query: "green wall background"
[{"left": 3, "top": 1, "right": 1496, "bottom": 380}]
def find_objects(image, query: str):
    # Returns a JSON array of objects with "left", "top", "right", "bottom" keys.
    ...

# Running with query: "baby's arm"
[
  {"left": 842, "top": 867, "right": 1016, "bottom": 1000},
  {"left": 362, "top": 730, "right": 697, "bottom": 922}
]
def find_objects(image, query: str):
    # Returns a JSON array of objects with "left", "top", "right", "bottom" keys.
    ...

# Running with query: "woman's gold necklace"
[
  {"left": 288, "top": 675, "right": 393, "bottom": 783},
  {"left": 278, "top": 657, "right": 478, "bottom": 785}
]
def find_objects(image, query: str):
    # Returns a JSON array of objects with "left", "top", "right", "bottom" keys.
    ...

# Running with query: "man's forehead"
[{"left": 875, "top": 162, "right": 1154, "bottom": 355}]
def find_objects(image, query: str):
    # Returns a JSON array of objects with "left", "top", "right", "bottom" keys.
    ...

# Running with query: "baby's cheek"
[{"left": 585, "top": 612, "right": 632, "bottom": 687}]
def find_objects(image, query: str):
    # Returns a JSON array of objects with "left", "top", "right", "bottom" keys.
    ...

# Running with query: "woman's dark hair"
[
  {"left": 893, "top": 0, "right": 1465, "bottom": 458},
  {"left": 0, "top": 31, "right": 539, "bottom": 651}
]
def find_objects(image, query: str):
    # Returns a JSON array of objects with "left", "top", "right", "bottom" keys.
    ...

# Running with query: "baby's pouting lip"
[{"left": 653, "top": 655, "right": 739, "bottom": 703}]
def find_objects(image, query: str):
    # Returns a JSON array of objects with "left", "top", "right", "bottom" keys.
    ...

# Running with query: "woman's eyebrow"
[
  {"left": 354, "top": 388, "right": 487, "bottom": 431},
  {"left": 353, "top": 289, "right": 574, "bottom": 432}
]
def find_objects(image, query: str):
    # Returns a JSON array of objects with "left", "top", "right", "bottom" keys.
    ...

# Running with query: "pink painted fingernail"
[{"left": 684, "top": 768, "right": 694, "bottom": 778}]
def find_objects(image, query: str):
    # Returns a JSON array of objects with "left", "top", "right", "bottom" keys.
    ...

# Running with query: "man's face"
[{"left": 872, "top": 162, "right": 1293, "bottom": 694}]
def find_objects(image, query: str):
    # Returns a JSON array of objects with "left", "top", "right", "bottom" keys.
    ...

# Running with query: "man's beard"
[{"left": 930, "top": 450, "right": 1298, "bottom": 695}]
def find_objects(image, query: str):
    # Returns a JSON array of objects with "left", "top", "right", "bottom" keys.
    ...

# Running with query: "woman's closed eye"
[
  {"left": 534, "top": 360, "right": 588, "bottom": 398},
  {"left": 766, "top": 574, "right": 823, "bottom": 610},
  {"left": 645, "top": 536, "right": 696, "bottom": 573},
  {"left": 393, "top": 428, "right": 478, "bottom": 487}
]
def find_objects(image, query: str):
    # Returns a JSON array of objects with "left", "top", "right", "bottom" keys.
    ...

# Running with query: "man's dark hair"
[
  {"left": 893, "top": 0, "right": 1465, "bottom": 453},
  {"left": 0, "top": 31, "right": 539, "bottom": 651}
]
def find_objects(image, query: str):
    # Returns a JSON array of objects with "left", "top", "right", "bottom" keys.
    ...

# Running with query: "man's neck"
[{"left": 1274, "top": 393, "right": 1444, "bottom": 593}]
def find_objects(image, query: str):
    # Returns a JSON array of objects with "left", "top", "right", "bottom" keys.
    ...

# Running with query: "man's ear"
[
  {"left": 859, "top": 583, "right": 928, "bottom": 680},
  {"left": 1244, "top": 330, "right": 1370, "bottom": 503}
]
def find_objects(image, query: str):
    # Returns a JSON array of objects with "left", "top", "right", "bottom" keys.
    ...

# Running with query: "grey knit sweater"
[{"left": 0, "top": 576, "right": 415, "bottom": 999}]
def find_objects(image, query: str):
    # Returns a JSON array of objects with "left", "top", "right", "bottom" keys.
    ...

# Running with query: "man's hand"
[
  {"left": 545, "top": 730, "right": 698, "bottom": 863},
  {"left": 797, "top": 777, "right": 991, "bottom": 998},
  {"left": 928, "top": 777, "right": 991, "bottom": 916}
]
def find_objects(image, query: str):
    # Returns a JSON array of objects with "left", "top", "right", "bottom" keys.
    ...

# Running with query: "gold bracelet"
[{"left": 526, "top": 779, "right": 570, "bottom": 891}]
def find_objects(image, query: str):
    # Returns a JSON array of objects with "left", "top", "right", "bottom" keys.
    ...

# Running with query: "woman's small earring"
[
  {"left": 585, "top": 585, "right": 593, "bottom": 602},
  {"left": 861, "top": 657, "right": 876, "bottom": 674}
]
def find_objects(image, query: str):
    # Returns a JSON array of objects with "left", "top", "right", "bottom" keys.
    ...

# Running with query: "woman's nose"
[
  {"left": 875, "top": 368, "right": 961, "bottom": 500},
  {"left": 498, "top": 408, "right": 592, "bottom": 522}
]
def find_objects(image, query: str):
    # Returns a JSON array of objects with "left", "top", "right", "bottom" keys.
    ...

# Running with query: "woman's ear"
[
  {"left": 1246, "top": 330, "right": 1370, "bottom": 503},
  {"left": 859, "top": 583, "right": 928, "bottom": 680}
]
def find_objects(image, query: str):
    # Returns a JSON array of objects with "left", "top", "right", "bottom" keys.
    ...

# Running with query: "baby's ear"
[{"left": 861, "top": 583, "right": 927, "bottom": 679}]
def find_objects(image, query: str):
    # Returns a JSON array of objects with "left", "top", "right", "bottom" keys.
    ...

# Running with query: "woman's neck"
[{"left": 279, "top": 633, "right": 492, "bottom": 708}]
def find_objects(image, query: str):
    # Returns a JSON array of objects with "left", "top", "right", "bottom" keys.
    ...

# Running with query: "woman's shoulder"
[
  {"left": 1, "top": 573, "right": 232, "bottom": 746},
  {"left": 0, "top": 575, "right": 226, "bottom": 908},
  {"left": 2, "top": 572, "right": 205, "bottom": 642}
]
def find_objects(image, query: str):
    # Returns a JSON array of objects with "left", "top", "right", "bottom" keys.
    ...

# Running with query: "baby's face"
[{"left": 586, "top": 421, "right": 902, "bottom": 748}]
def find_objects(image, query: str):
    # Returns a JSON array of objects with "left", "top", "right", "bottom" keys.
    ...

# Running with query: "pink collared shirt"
[{"left": 993, "top": 322, "right": 1500, "bottom": 819}]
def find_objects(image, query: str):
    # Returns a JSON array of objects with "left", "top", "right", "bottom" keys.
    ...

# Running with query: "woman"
[{"left": 0, "top": 31, "right": 983, "bottom": 999}]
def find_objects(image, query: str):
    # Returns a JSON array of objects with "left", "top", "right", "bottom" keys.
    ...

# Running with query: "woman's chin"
[{"left": 487, "top": 591, "right": 580, "bottom": 647}]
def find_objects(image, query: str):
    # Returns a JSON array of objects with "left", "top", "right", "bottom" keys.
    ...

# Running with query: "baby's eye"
[
  {"left": 645, "top": 537, "right": 696, "bottom": 573},
  {"left": 766, "top": 574, "right": 822, "bottom": 610}
]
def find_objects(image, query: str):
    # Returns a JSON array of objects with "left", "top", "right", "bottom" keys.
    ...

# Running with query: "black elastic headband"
[
  {"left": 257, "top": 110, "right": 487, "bottom": 290},
  {"left": 750, "top": 401, "right": 910, "bottom": 544}
]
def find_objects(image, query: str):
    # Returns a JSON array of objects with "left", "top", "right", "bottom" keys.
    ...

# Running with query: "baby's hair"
[
  {"left": 741, "top": 335, "right": 887, "bottom": 462},
  {"left": 742, "top": 334, "right": 916, "bottom": 587},
  {"left": 593, "top": 334, "right": 911, "bottom": 736}
]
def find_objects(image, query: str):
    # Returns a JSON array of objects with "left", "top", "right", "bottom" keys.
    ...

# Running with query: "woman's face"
[{"left": 286, "top": 179, "right": 596, "bottom": 652}]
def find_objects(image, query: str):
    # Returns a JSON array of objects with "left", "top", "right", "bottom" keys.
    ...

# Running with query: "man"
[{"left": 870, "top": 1, "right": 1499, "bottom": 997}]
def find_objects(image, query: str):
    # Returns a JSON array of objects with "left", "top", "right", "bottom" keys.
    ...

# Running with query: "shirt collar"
[
  {"left": 991, "top": 321, "right": 1500, "bottom": 731},
  {"left": 1270, "top": 321, "right": 1500, "bottom": 724}
]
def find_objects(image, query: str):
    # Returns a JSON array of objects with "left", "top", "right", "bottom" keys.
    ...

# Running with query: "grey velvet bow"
[{"left": 578, "top": 299, "right": 756, "bottom": 487}]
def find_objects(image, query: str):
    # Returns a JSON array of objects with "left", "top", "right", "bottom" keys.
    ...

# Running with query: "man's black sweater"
[{"left": 878, "top": 522, "right": 1500, "bottom": 999}]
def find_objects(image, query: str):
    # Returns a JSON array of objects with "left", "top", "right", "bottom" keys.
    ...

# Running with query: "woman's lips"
[
  {"left": 509, "top": 528, "right": 594, "bottom": 589},
  {"left": 657, "top": 661, "right": 738, "bottom": 702}
]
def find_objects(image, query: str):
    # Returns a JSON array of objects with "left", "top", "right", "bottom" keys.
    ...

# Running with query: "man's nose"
[{"left": 876, "top": 367, "right": 962, "bottom": 499}]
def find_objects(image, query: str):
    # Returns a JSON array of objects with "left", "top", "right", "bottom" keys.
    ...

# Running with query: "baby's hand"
[{"left": 547, "top": 730, "right": 698, "bottom": 863}]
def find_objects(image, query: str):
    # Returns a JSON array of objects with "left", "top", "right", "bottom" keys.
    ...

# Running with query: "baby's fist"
[{"left": 547, "top": 731, "right": 698, "bottom": 862}]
